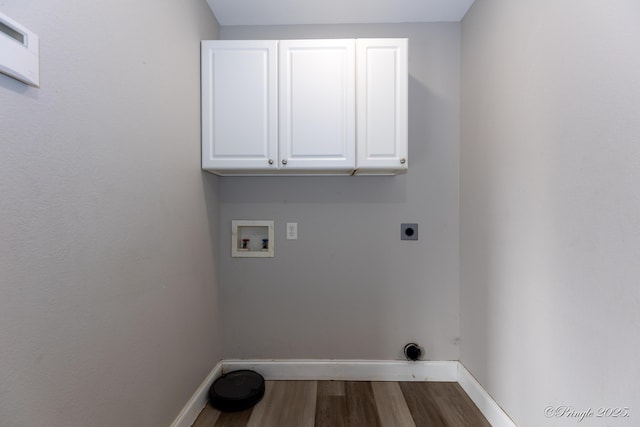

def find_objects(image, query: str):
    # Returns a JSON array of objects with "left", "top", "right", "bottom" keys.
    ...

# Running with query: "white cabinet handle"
[
  {"left": 400, "top": 158, "right": 406, "bottom": 164},
  {"left": 268, "top": 159, "right": 274, "bottom": 165},
  {"left": 282, "top": 159, "right": 288, "bottom": 165}
]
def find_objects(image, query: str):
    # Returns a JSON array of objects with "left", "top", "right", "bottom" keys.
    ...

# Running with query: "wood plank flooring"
[{"left": 193, "top": 381, "right": 490, "bottom": 427}]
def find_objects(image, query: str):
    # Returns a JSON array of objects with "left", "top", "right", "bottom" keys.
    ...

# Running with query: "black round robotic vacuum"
[{"left": 208, "top": 370, "right": 265, "bottom": 412}]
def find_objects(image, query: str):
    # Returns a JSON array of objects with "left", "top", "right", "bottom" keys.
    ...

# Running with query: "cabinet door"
[
  {"left": 356, "top": 39, "right": 408, "bottom": 173},
  {"left": 201, "top": 41, "right": 278, "bottom": 172},
  {"left": 279, "top": 40, "right": 356, "bottom": 171}
]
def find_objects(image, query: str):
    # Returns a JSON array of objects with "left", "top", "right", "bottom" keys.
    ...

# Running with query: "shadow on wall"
[
  {"left": 0, "top": 73, "right": 38, "bottom": 97},
  {"left": 202, "top": 171, "right": 221, "bottom": 264}
]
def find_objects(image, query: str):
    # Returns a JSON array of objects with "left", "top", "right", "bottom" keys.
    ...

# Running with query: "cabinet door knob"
[
  {"left": 268, "top": 159, "right": 274, "bottom": 165},
  {"left": 282, "top": 159, "right": 288, "bottom": 165},
  {"left": 400, "top": 158, "right": 406, "bottom": 164}
]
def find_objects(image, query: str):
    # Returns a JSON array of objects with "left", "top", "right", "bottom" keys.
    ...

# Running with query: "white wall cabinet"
[
  {"left": 201, "top": 38, "right": 407, "bottom": 176},
  {"left": 279, "top": 40, "right": 356, "bottom": 172},
  {"left": 201, "top": 41, "right": 278, "bottom": 172},
  {"left": 356, "top": 39, "right": 408, "bottom": 174}
]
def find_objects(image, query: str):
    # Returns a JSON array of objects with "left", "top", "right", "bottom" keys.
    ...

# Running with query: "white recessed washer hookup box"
[
  {"left": 231, "top": 220, "right": 274, "bottom": 258},
  {"left": 0, "top": 11, "right": 39, "bottom": 87}
]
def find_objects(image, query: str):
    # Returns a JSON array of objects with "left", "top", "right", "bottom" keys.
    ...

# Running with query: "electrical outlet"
[
  {"left": 401, "top": 223, "right": 418, "bottom": 240},
  {"left": 286, "top": 222, "right": 298, "bottom": 240}
]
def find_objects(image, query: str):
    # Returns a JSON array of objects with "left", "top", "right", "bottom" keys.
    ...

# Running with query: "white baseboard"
[
  {"left": 458, "top": 363, "right": 517, "bottom": 427},
  {"left": 172, "top": 360, "right": 515, "bottom": 427},
  {"left": 170, "top": 362, "right": 222, "bottom": 427},
  {"left": 222, "top": 359, "right": 459, "bottom": 382}
]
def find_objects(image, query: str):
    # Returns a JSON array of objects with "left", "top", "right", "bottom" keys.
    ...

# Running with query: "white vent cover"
[{"left": 0, "top": 11, "right": 39, "bottom": 87}]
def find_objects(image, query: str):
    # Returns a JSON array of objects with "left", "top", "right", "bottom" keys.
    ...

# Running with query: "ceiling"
[{"left": 206, "top": 0, "right": 475, "bottom": 26}]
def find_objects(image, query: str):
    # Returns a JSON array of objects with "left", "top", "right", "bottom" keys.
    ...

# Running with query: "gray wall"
[
  {"left": 0, "top": 1, "right": 221, "bottom": 426},
  {"left": 461, "top": 1, "right": 640, "bottom": 426},
  {"left": 219, "top": 24, "right": 461, "bottom": 360}
]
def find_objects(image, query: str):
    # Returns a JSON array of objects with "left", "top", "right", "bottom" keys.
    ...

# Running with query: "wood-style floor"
[{"left": 193, "top": 381, "right": 491, "bottom": 427}]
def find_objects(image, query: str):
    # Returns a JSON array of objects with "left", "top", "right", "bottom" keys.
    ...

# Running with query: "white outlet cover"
[{"left": 286, "top": 222, "right": 297, "bottom": 240}]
